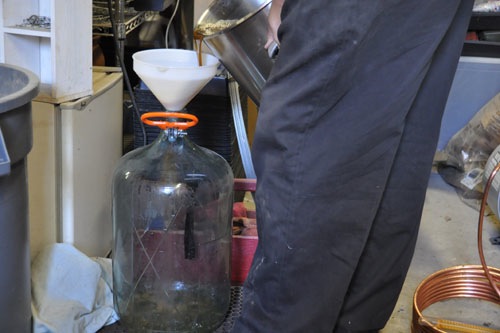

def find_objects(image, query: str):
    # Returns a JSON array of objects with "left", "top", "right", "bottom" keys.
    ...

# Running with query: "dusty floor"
[{"left": 381, "top": 172, "right": 500, "bottom": 332}]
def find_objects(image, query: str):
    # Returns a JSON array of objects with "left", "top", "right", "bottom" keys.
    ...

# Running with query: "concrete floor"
[
  {"left": 382, "top": 172, "right": 500, "bottom": 332},
  {"left": 98, "top": 171, "right": 499, "bottom": 333}
]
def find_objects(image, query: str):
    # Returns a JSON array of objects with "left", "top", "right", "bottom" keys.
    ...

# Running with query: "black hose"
[{"left": 106, "top": 0, "right": 147, "bottom": 147}]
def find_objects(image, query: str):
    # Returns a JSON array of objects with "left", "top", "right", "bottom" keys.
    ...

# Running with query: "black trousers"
[{"left": 232, "top": 1, "right": 474, "bottom": 332}]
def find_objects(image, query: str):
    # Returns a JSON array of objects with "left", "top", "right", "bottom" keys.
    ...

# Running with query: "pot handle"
[
  {"left": 267, "top": 40, "right": 280, "bottom": 60},
  {"left": 0, "top": 127, "right": 11, "bottom": 176}
]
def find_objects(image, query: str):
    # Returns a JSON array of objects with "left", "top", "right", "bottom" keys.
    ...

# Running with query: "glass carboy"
[{"left": 112, "top": 112, "right": 233, "bottom": 332}]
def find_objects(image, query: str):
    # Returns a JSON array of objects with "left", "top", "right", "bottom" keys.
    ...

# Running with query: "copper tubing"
[
  {"left": 478, "top": 161, "right": 500, "bottom": 299},
  {"left": 412, "top": 265, "right": 500, "bottom": 332},
  {"left": 412, "top": 161, "right": 500, "bottom": 332}
]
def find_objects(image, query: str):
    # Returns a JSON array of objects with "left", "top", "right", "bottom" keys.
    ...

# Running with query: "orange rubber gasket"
[{"left": 140, "top": 112, "right": 198, "bottom": 130}]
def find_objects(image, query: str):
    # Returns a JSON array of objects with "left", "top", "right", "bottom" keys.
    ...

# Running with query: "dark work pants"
[{"left": 232, "top": 1, "right": 474, "bottom": 332}]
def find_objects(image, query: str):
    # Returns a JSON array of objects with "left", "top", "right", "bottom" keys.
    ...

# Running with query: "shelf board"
[
  {"left": 34, "top": 83, "right": 93, "bottom": 104},
  {"left": 92, "top": 11, "right": 153, "bottom": 36},
  {"left": 3, "top": 26, "right": 50, "bottom": 38},
  {"left": 470, "top": 12, "right": 500, "bottom": 31},
  {"left": 462, "top": 40, "right": 500, "bottom": 58}
]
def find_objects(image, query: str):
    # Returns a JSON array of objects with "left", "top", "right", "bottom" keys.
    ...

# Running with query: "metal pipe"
[{"left": 115, "top": 0, "right": 126, "bottom": 64}]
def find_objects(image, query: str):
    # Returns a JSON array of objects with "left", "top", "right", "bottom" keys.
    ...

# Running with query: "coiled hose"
[{"left": 412, "top": 162, "right": 500, "bottom": 332}]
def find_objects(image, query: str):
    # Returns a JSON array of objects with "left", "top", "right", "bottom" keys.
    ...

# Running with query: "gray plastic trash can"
[{"left": 0, "top": 63, "right": 39, "bottom": 332}]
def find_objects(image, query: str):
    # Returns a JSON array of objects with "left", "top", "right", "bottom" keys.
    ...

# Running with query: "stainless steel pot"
[{"left": 196, "top": 0, "right": 273, "bottom": 105}]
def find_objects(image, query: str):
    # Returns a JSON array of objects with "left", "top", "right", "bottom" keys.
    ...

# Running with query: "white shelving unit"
[
  {"left": 0, "top": 0, "right": 123, "bottom": 258},
  {"left": 0, "top": 0, "right": 92, "bottom": 103}
]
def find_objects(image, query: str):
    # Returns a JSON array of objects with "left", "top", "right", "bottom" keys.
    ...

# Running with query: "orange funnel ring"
[{"left": 141, "top": 112, "right": 198, "bottom": 130}]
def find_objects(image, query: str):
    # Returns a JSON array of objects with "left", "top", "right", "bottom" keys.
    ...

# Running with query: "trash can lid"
[{"left": 0, "top": 63, "right": 39, "bottom": 114}]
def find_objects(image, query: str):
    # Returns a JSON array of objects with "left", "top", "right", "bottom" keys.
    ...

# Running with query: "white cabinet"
[
  {"left": 0, "top": 0, "right": 92, "bottom": 103},
  {"left": 28, "top": 69, "right": 123, "bottom": 258}
]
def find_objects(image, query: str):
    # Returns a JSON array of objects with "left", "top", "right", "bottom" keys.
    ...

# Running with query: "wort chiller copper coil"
[
  {"left": 412, "top": 265, "right": 500, "bottom": 332},
  {"left": 411, "top": 161, "right": 500, "bottom": 332}
]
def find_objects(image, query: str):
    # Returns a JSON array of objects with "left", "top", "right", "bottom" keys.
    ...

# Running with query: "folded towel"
[{"left": 31, "top": 243, "right": 118, "bottom": 333}]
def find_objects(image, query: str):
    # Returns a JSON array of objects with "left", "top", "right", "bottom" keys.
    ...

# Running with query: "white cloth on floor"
[{"left": 31, "top": 243, "right": 119, "bottom": 333}]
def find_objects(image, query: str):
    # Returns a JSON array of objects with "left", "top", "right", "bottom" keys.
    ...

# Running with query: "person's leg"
[
  {"left": 334, "top": 1, "right": 474, "bottom": 331},
  {"left": 231, "top": 1, "right": 471, "bottom": 332}
]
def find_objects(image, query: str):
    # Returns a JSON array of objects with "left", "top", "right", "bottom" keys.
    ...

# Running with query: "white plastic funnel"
[{"left": 133, "top": 49, "right": 219, "bottom": 111}]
